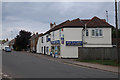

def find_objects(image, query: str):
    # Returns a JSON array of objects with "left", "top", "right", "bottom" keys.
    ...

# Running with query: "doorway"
[{"left": 44, "top": 46, "right": 46, "bottom": 55}]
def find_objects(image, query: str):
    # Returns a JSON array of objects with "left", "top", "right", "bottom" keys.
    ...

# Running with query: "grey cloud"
[{"left": 2, "top": 2, "right": 115, "bottom": 40}]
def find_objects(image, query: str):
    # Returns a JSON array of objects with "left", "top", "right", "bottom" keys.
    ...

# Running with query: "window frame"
[
  {"left": 92, "top": 29, "right": 95, "bottom": 37},
  {"left": 41, "top": 37, "right": 43, "bottom": 43},
  {"left": 91, "top": 28, "right": 103, "bottom": 37}
]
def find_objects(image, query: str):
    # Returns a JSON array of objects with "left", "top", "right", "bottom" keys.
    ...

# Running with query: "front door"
[{"left": 44, "top": 46, "right": 46, "bottom": 55}]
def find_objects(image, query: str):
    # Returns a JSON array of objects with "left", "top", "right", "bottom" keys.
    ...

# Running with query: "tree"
[
  {"left": 112, "top": 28, "right": 120, "bottom": 38},
  {"left": 14, "top": 30, "right": 31, "bottom": 51}
]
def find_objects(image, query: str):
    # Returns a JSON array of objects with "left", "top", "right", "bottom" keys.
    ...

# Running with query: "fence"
[{"left": 78, "top": 47, "right": 120, "bottom": 60}]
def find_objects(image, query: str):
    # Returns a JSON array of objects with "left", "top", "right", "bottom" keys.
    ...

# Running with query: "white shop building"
[{"left": 37, "top": 16, "right": 113, "bottom": 58}]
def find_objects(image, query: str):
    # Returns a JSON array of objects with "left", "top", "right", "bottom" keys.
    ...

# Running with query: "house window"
[
  {"left": 86, "top": 30, "right": 89, "bottom": 36},
  {"left": 92, "top": 30, "right": 95, "bottom": 36},
  {"left": 41, "top": 37, "right": 43, "bottom": 43},
  {"left": 99, "top": 29, "right": 103, "bottom": 36},
  {"left": 46, "top": 35, "right": 48, "bottom": 42},
  {"left": 92, "top": 29, "right": 103, "bottom": 37},
  {"left": 96, "top": 29, "right": 99, "bottom": 36},
  {"left": 53, "top": 31, "right": 54, "bottom": 40},
  {"left": 59, "top": 29, "right": 61, "bottom": 39}
]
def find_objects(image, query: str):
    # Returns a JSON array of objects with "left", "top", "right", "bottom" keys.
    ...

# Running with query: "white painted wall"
[
  {"left": 84, "top": 28, "right": 112, "bottom": 47},
  {"left": 37, "top": 27, "right": 112, "bottom": 58},
  {"left": 60, "top": 28, "right": 83, "bottom": 58},
  {"left": 37, "top": 37, "right": 41, "bottom": 53},
  {"left": 50, "top": 30, "right": 60, "bottom": 41},
  {"left": 37, "top": 35, "right": 51, "bottom": 55}
]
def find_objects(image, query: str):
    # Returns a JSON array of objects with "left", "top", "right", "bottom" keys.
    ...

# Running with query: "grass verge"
[{"left": 76, "top": 59, "right": 120, "bottom": 66}]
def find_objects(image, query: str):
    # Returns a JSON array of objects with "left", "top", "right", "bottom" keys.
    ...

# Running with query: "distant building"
[
  {"left": 9, "top": 39, "right": 15, "bottom": 50},
  {"left": 0, "top": 41, "right": 2, "bottom": 50},
  {"left": 30, "top": 33, "right": 43, "bottom": 53},
  {"left": 37, "top": 16, "right": 113, "bottom": 58}
]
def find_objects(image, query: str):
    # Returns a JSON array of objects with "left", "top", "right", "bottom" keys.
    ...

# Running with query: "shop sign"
[
  {"left": 48, "top": 38, "right": 51, "bottom": 41},
  {"left": 61, "top": 38, "right": 64, "bottom": 40},
  {"left": 66, "top": 41, "right": 83, "bottom": 46},
  {"left": 61, "top": 40, "right": 64, "bottom": 44},
  {"left": 51, "top": 40, "right": 60, "bottom": 45}
]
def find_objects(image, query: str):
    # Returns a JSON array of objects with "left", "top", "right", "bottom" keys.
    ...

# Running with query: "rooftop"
[{"left": 43, "top": 16, "right": 113, "bottom": 36}]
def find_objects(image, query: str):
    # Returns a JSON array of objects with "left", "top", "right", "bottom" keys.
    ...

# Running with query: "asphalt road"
[{"left": 2, "top": 51, "right": 118, "bottom": 78}]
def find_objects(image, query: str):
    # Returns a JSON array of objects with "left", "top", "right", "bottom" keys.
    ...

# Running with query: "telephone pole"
[
  {"left": 115, "top": 0, "right": 119, "bottom": 68},
  {"left": 115, "top": 0, "right": 118, "bottom": 47}
]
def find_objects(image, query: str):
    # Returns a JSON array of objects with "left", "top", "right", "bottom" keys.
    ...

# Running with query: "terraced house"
[{"left": 36, "top": 16, "right": 113, "bottom": 58}]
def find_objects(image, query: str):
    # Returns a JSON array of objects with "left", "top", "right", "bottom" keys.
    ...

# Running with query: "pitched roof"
[
  {"left": 42, "top": 16, "right": 113, "bottom": 36},
  {"left": 30, "top": 33, "right": 43, "bottom": 40},
  {"left": 44, "top": 20, "right": 70, "bottom": 35},
  {"left": 86, "top": 16, "right": 113, "bottom": 27},
  {"left": 63, "top": 18, "right": 84, "bottom": 27},
  {"left": 81, "top": 19, "right": 90, "bottom": 25}
]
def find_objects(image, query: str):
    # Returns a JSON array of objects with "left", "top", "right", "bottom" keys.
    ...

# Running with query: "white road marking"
[{"left": 1, "top": 72, "right": 13, "bottom": 79}]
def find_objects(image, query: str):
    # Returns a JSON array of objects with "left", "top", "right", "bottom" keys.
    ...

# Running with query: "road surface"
[{"left": 2, "top": 51, "right": 118, "bottom": 78}]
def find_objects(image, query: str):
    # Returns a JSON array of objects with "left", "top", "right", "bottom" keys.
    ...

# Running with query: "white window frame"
[{"left": 91, "top": 28, "right": 103, "bottom": 37}]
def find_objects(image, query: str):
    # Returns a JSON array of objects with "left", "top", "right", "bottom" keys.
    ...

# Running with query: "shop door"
[{"left": 57, "top": 46, "right": 60, "bottom": 55}]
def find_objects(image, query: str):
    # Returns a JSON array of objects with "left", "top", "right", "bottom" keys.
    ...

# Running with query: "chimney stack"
[
  {"left": 50, "top": 22, "right": 56, "bottom": 29},
  {"left": 50, "top": 22, "right": 53, "bottom": 29}
]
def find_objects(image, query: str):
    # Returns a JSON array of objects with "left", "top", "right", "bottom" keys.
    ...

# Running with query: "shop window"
[{"left": 46, "top": 47, "right": 49, "bottom": 53}]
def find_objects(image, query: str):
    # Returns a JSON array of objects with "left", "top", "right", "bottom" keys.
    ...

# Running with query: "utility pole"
[
  {"left": 115, "top": 0, "right": 119, "bottom": 66},
  {"left": 115, "top": 0, "right": 118, "bottom": 47}
]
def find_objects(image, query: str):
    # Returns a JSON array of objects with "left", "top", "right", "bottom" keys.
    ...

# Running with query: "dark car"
[{"left": 5, "top": 47, "right": 12, "bottom": 52}]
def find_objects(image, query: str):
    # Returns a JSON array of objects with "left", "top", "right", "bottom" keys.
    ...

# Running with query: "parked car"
[{"left": 5, "top": 47, "right": 12, "bottom": 52}]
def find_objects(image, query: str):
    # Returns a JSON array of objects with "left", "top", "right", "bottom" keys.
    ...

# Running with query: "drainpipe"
[
  {"left": 82, "top": 24, "right": 87, "bottom": 47},
  {"left": 82, "top": 29, "right": 84, "bottom": 47}
]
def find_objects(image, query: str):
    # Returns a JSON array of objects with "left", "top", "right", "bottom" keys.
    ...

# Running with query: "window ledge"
[{"left": 91, "top": 36, "right": 104, "bottom": 38}]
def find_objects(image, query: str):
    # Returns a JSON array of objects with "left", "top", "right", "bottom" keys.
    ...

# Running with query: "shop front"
[{"left": 51, "top": 40, "right": 61, "bottom": 57}]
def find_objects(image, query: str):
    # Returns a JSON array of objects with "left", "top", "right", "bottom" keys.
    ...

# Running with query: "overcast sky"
[{"left": 1, "top": 2, "right": 117, "bottom": 40}]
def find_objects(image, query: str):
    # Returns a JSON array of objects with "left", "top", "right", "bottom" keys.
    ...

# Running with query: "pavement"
[{"left": 27, "top": 52, "right": 119, "bottom": 73}]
